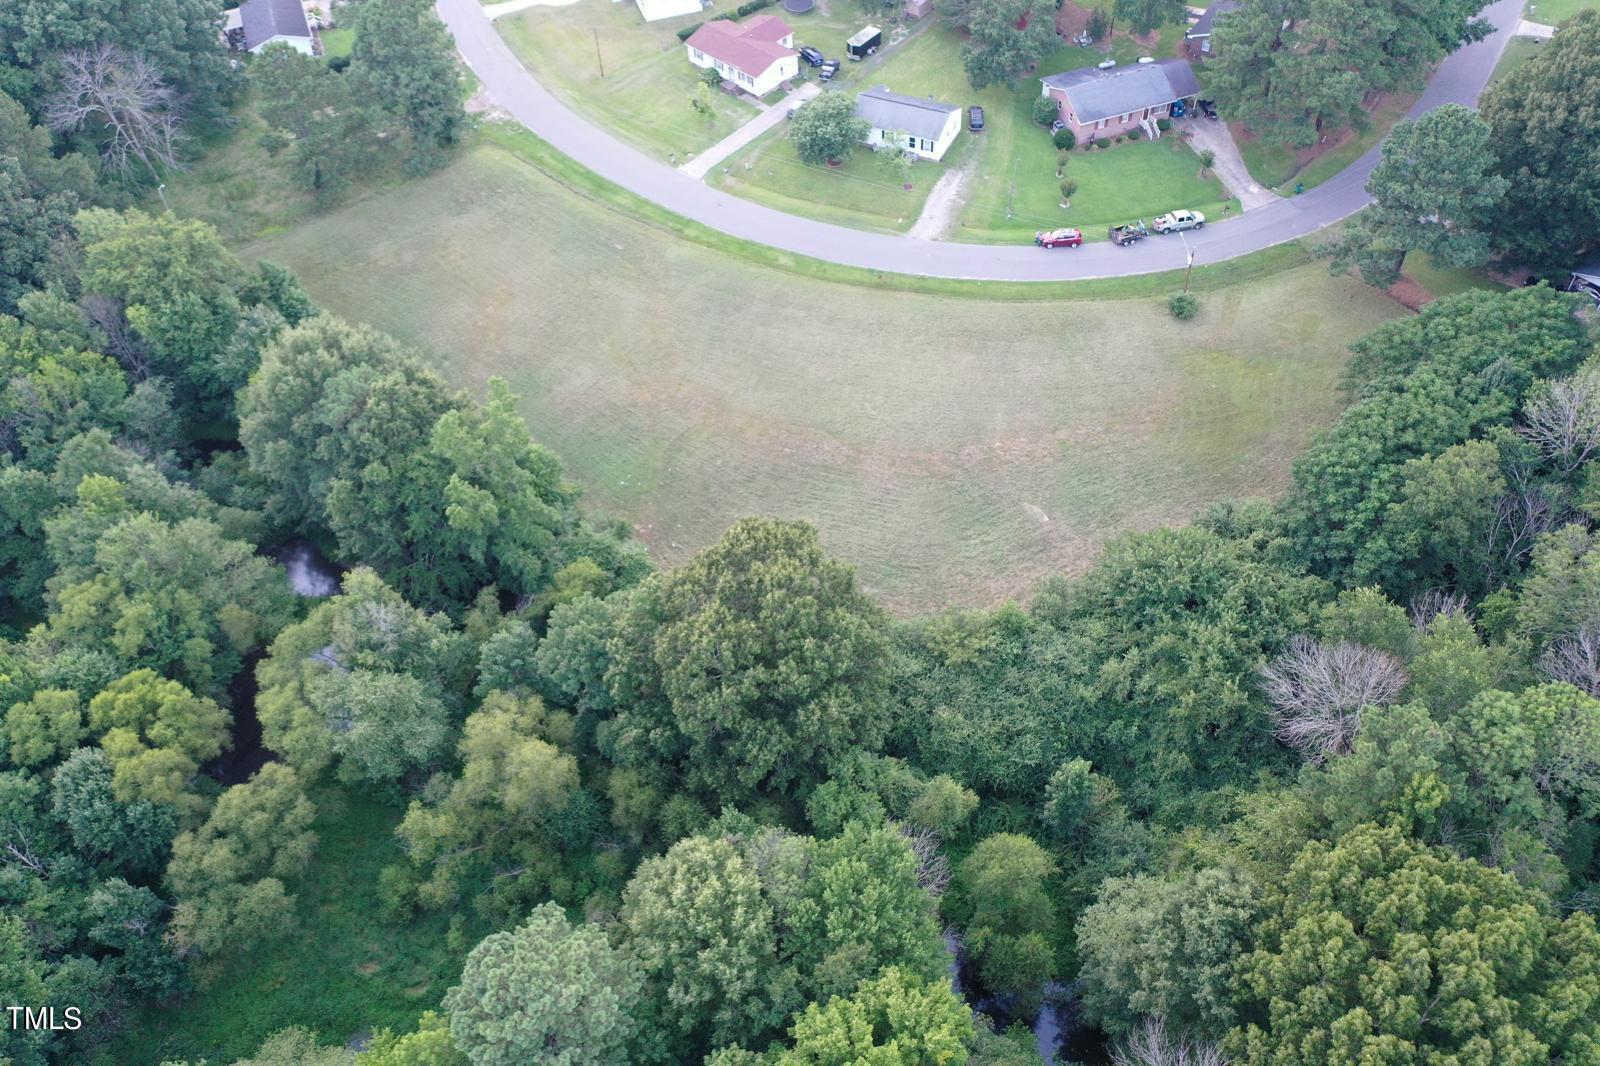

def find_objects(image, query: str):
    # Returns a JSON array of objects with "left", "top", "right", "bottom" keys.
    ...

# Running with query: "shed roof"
[
  {"left": 1573, "top": 255, "right": 1600, "bottom": 287},
  {"left": 855, "top": 85, "right": 959, "bottom": 142},
  {"left": 1040, "top": 58, "right": 1202, "bottom": 123},
  {"left": 1187, "top": 0, "right": 1240, "bottom": 38},
  {"left": 685, "top": 15, "right": 795, "bottom": 76},
  {"left": 240, "top": 0, "right": 312, "bottom": 50}
]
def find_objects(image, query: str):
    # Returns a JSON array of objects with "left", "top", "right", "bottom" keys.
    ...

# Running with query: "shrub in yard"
[
  {"left": 676, "top": 20, "right": 705, "bottom": 40},
  {"left": 733, "top": 0, "right": 774, "bottom": 15},
  {"left": 1114, "top": 135, "right": 1125, "bottom": 144},
  {"left": 700, "top": 65, "right": 723, "bottom": 89},
  {"left": 1033, "top": 95, "right": 1059, "bottom": 126},
  {"left": 1168, "top": 293, "right": 1199, "bottom": 319},
  {"left": 1087, "top": 8, "right": 1110, "bottom": 38},
  {"left": 1095, "top": 140, "right": 1109, "bottom": 149},
  {"left": 1156, "top": 117, "right": 1172, "bottom": 132},
  {"left": 1128, "top": 128, "right": 1142, "bottom": 140},
  {"left": 1199, "top": 148, "right": 1216, "bottom": 171},
  {"left": 1053, "top": 128, "right": 1076, "bottom": 150},
  {"left": 1059, "top": 179, "right": 1078, "bottom": 199}
]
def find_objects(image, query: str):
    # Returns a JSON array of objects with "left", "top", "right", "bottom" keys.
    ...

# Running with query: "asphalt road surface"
[{"left": 437, "top": 0, "right": 1522, "bottom": 281}]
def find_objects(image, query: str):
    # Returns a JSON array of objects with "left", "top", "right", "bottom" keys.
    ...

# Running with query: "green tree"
[
  {"left": 46, "top": 512, "right": 291, "bottom": 694},
  {"left": 620, "top": 835, "right": 787, "bottom": 1061},
  {"left": 256, "top": 567, "right": 470, "bottom": 780},
  {"left": 1330, "top": 104, "right": 1507, "bottom": 288},
  {"left": 351, "top": 0, "right": 465, "bottom": 172},
  {"left": 236, "top": 1027, "right": 356, "bottom": 1066},
  {"left": 947, "top": 0, "right": 1058, "bottom": 88},
  {"left": 955, "top": 833, "right": 1058, "bottom": 1016},
  {"left": 601, "top": 518, "right": 892, "bottom": 807},
  {"left": 166, "top": 764, "right": 317, "bottom": 956},
  {"left": 359, "top": 1012, "right": 466, "bottom": 1066},
  {"left": 238, "top": 315, "right": 462, "bottom": 534},
  {"left": 49, "top": 748, "right": 178, "bottom": 873},
  {"left": 1075, "top": 867, "right": 1258, "bottom": 1039},
  {"left": 1209, "top": 0, "right": 1486, "bottom": 149},
  {"left": 76, "top": 208, "right": 246, "bottom": 425},
  {"left": 773, "top": 967, "right": 975, "bottom": 1065},
  {"left": 1282, "top": 287, "right": 1590, "bottom": 590},
  {"left": 443, "top": 902, "right": 642, "bottom": 1066},
  {"left": 394, "top": 691, "right": 578, "bottom": 909},
  {"left": 1227, "top": 823, "right": 1600, "bottom": 1064},
  {"left": 786, "top": 822, "right": 947, "bottom": 1001},
  {"left": 2, "top": 688, "right": 83, "bottom": 768},
  {"left": 1517, "top": 524, "right": 1600, "bottom": 648},
  {"left": 1373, "top": 438, "right": 1506, "bottom": 598},
  {"left": 86, "top": 669, "right": 229, "bottom": 817},
  {"left": 0, "top": 317, "right": 128, "bottom": 472},
  {"left": 1481, "top": 10, "right": 1600, "bottom": 269},
  {"left": 250, "top": 44, "right": 373, "bottom": 203},
  {"left": 790, "top": 92, "right": 870, "bottom": 165},
  {"left": 1113, "top": 0, "right": 1182, "bottom": 34}
]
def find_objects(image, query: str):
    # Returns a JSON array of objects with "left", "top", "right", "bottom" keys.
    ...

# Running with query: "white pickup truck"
[{"left": 1152, "top": 209, "right": 1206, "bottom": 233}]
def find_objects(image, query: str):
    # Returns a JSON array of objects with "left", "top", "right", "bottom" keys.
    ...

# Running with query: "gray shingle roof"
[
  {"left": 1187, "top": 0, "right": 1240, "bottom": 38},
  {"left": 855, "top": 85, "right": 958, "bottom": 143},
  {"left": 1040, "top": 59, "right": 1202, "bottom": 124},
  {"left": 240, "top": 0, "right": 312, "bottom": 50}
]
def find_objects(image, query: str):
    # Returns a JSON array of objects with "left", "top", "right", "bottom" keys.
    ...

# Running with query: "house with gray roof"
[
  {"left": 1039, "top": 58, "right": 1202, "bottom": 142},
  {"left": 855, "top": 85, "right": 962, "bottom": 161},
  {"left": 1185, "top": 0, "right": 1240, "bottom": 56},
  {"left": 238, "top": 0, "right": 314, "bottom": 54}
]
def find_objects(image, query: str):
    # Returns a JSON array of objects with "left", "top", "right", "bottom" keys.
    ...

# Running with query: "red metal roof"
[{"left": 686, "top": 15, "right": 796, "bottom": 77}]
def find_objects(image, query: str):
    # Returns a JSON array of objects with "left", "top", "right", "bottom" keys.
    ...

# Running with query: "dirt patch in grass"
[{"left": 245, "top": 144, "right": 1401, "bottom": 613}]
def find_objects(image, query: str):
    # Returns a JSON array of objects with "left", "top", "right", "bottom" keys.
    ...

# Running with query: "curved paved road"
[{"left": 439, "top": 0, "right": 1521, "bottom": 280}]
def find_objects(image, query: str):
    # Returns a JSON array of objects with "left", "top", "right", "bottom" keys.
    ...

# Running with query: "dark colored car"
[
  {"left": 818, "top": 60, "right": 840, "bottom": 80},
  {"left": 798, "top": 45, "right": 824, "bottom": 67},
  {"left": 968, "top": 105, "right": 985, "bottom": 131},
  {"left": 1198, "top": 98, "right": 1219, "bottom": 120},
  {"left": 1170, "top": 98, "right": 1187, "bottom": 118}
]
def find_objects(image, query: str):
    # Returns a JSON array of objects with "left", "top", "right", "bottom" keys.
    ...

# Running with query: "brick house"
[
  {"left": 684, "top": 15, "right": 798, "bottom": 97},
  {"left": 1038, "top": 59, "right": 1202, "bottom": 142}
]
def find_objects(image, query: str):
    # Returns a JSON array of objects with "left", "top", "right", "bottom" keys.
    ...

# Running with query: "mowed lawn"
[
  {"left": 247, "top": 145, "right": 1401, "bottom": 613},
  {"left": 496, "top": 0, "right": 765, "bottom": 162},
  {"left": 1526, "top": 0, "right": 1598, "bottom": 22}
]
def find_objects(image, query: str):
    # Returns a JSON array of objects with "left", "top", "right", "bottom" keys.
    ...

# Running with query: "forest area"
[{"left": 4, "top": 0, "right": 1600, "bottom": 1063}]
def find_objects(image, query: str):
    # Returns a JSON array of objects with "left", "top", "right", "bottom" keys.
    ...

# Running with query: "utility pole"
[
  {"left": 1179, "top": 229, "right": 1195, "bottom": 292},
  {"left": 594, "top": 28, "right": 605, "bottom": 78}
]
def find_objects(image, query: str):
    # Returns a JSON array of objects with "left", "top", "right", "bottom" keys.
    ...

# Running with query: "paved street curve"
[{"left": 437, "top": 0, "right": 1521, "bottom": 281}]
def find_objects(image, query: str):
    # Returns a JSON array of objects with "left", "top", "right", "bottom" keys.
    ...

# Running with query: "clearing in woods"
[{"left": 247, "top": 144, "right": 1401, "bottom": 613}]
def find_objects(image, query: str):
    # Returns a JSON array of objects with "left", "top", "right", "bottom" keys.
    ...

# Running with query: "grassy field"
[
  {"left": 1402, "top": 253, "right": 1509, "bottom": 301},
  {"left": 1490, "top": 34, "right": 1547, "bottom": 85},
  {"left": 498, "top": 0, "right": 825, "bottom": 162},
  {"left": 319, "top": 26, "right": 354, "bottom": 59},
  {"left": 100, "top": 786, "right": 468, "bottom": 1064},
  {"left": 245, "top": 142, "right": 1399, "bottom": 612},
  {"left": 1525, "top": 0, "right": 1598, "bottom": 22}
]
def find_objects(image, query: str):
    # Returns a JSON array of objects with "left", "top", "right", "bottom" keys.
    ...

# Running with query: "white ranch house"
[
  {"left": 635, "top": 0, "right": 704, "bottom": 22},
  {"left": 684, "top": 15, "right": 798, "bottom": 97},
  {"left": 855, "top": 85, "right": 962, "bottom": 161}
]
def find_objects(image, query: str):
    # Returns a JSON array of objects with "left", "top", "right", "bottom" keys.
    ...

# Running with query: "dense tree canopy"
[{"left": 1481, "top": 10, "right": 1600, "bottom": 269}]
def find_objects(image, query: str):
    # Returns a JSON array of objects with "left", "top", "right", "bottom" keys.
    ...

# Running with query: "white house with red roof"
[{"left": 684, "top": 15, "right": 798, "bottom": 97}]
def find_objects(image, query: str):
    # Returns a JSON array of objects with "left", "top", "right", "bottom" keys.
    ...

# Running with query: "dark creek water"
[
  {"left": 202, "top": 541, "right": 345, "bottom": 785},
  {"left": 946, "top": 932, "right": 1111, "bottom": 1065}
]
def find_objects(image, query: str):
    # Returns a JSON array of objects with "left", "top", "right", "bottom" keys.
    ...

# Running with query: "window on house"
[{"left": 692, "top": 48, "right": 703, "bottom": 61}]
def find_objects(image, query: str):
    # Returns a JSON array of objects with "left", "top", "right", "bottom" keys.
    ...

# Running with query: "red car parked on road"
[{"left": 1034, "top": 227, "right": 1083, "bottom": 248}]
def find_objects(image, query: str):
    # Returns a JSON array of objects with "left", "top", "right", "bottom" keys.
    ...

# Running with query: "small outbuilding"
[
  {"left": 635, "top": 0, "right": 705, "bottom": 23},
  {"left": 855, "top": 84, "right": 962, "bottom": 161},
  {"left": 237, "top": 0, "right": 314, "bottom": 55},
  {"left": 904, "top": 0, "right": 934, "bottom": 19},
  {"left": 1570, "top": 255, "right": 1600, "bottom": 306}
]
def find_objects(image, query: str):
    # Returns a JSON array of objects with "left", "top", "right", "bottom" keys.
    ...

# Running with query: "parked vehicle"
[
  {"left": 1152, "top": 209, "right": 1205, "bottom": 233},
  {"left": 969, "top": 105, "right": 985, "bottom": 131},
  {"left": 846, "top": 26, "right": 881, "bottom": 60},
  {"left": 1170, "top": 98, "right": 1187, "bottom": 118},
  {"left": 798, "top": 45, "right": 824, "bottom": 66},
  {"left": 1070, "top": 29, "right": 1092, "bottom": 46},
  {"left": 1197, "top": 98, "right": 1218, "bottom": 120},
  {"left": 1049, "top": 118, "right": 1066, "bottom": 133},
  {"left": 1108, "top": 221, "right": 1148, "bottom": 246},
  {"left": 817, "top": 60, "right": 840, "bottom": 81},
  {"left": 1035, "top": 228, "right": 1083, "bottom": 248},
  {"left": 1097, "top": 58, "right": 1116, "bottom": 69}
]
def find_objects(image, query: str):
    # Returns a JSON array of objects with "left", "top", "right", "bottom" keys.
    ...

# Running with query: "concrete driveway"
[
  {"left": 1173, "top": 116, "right": 1280, "bottom": 212},
  {"left": 435, "top": 0, "right": 1521, "bottom": 280},
  {"left": 679, "top": 82, "right": 821, "bottom": 180}
]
